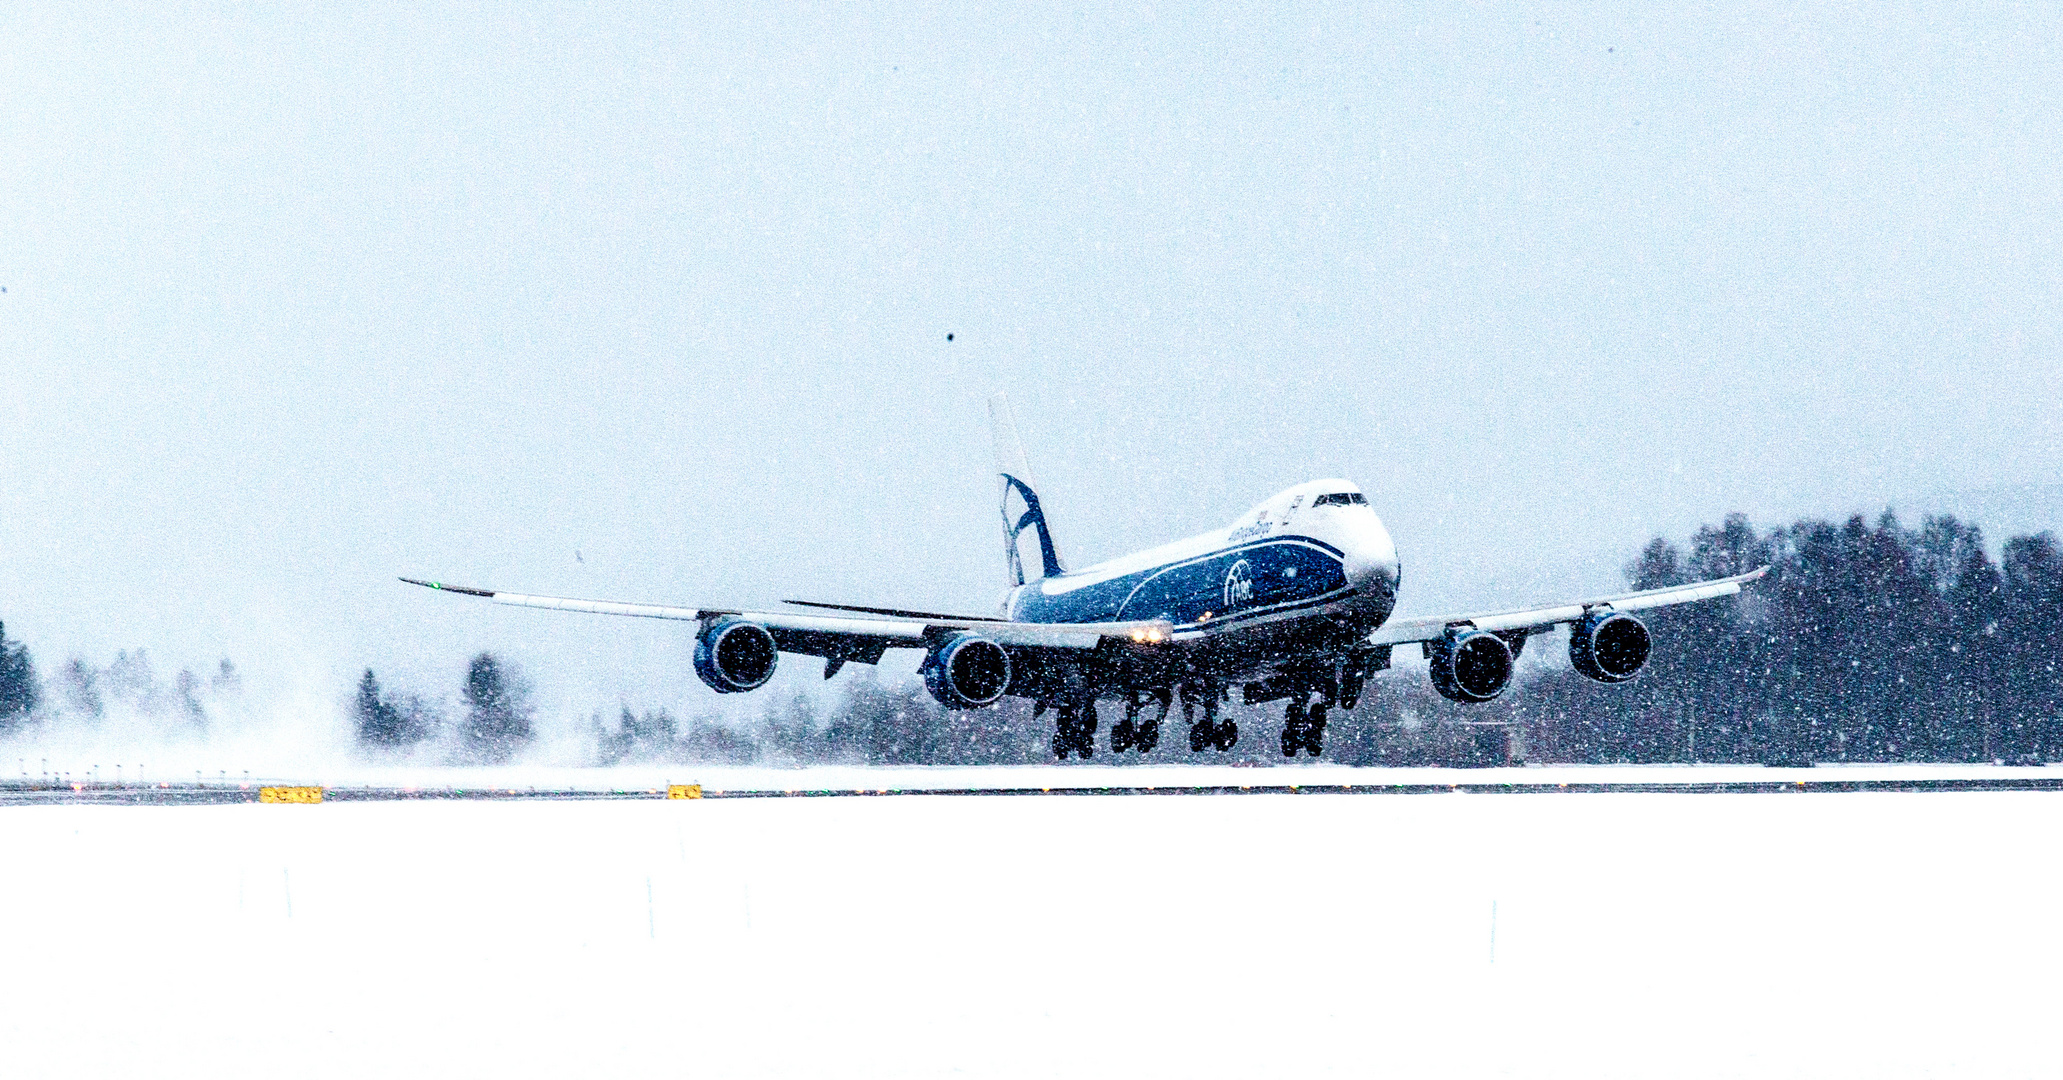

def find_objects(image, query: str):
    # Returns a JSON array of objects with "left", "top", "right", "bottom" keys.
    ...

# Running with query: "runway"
[{"left": 8, "top": 762, "right": 2063, "bottom": 806}]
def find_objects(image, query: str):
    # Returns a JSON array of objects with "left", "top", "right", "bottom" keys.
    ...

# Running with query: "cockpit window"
[{"left": 1313, "top": 492, "right": 1366, "bottom": 507}]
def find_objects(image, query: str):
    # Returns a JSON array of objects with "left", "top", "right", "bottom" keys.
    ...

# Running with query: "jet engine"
[
  {"left": 1429, "top": 627, "right": 1514, "bottom": 703},
  {"left": 694, "top": 617, "right": 779, "bottom": 693},
  {"left": 1569, "top": 610, "right": 1651, "bottom": 683},
  {"left": 921, "top": 632, "right": 1012, "bottom": 709}
]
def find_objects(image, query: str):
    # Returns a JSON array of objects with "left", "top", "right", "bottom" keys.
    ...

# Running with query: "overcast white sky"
[{"left": 4, "top": 3, "right": 2060, "bottom": 724}]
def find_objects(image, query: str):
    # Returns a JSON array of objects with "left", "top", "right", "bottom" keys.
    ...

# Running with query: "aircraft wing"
[
  {"left": 398, "top": 578, "right": 1171, "bottom": 665},
  {"left": 1365, "top": 566, "right": 1768, "bottom": 647}
]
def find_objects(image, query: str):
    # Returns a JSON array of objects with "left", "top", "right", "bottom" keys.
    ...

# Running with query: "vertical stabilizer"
[{"left": 988, "top": 393, "right": 1065, "bottom": 586}]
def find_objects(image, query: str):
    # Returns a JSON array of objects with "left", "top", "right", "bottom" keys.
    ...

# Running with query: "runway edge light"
[{"left": 667, "top": 784, "right": 703, "bottom": 800}]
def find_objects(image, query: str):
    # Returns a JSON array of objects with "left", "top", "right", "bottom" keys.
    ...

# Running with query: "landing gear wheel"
[
  {"left": 1305, "top": 704, "right": 1329, "bottom": 758},
  {"left": 1193, "top": 682, "right": 1232, "bottom": 752},
  {"left": 1281, "top": 703, "right": 1307, "bottom": 758},
  {"left": 1112, "top": 718, "right": 1136, "bottom": 753},
  {"left": 1136, "top": 718, "right": 1161, "bottom": 753},
  {"left": 1053, "top": 706, "right": 1086, "bottom": 761}
]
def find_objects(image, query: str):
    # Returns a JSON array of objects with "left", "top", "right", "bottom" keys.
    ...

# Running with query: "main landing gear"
[
  {"left": 1046, "top": 670, "right": 1352, "bottom": 761},
  {"left": 1280, "top": 698, "right": 1328, "bottom": 758},
  {"left": 1110, "top": 690, "right": 1169, "bottom": 754},
  {"left": 1183, "top": 681, "right": 1237, "bottom": 753},
  {"left": 1052, "top": 701, "right": 1099, "bottom": 760}
]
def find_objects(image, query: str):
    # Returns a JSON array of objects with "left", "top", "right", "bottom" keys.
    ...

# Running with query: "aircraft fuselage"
[{"left": 1003, "top": 478, "right": 1401, "bottom": 689}]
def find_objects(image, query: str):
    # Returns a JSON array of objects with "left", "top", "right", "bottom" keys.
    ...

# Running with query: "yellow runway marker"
[
  {"left": 667, "top": 784, "right": 702, "bottom": 800},
  {"left": 259, "top": 786, "right": 324, "bottom": 804}
]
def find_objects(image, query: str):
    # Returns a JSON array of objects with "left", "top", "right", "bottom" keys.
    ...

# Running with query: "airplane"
[{"left": 404, "top": 394, "right": 1765, "bottom": 760}]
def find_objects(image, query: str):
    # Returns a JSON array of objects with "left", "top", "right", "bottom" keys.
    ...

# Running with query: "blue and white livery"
[{"left": 405, "top": 394, "right": 1763, "bottom": 760}]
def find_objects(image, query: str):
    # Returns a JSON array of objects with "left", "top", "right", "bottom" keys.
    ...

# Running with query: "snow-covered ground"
[{"left": 4, "top": 788, "right": 2059, "bottom": 1077}]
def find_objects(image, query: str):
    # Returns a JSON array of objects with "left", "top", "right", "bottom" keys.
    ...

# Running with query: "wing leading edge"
[
  {"left": 397, "top": 578, "right": 1171, "bottom": 658},
  {"left": 1365, "top": 566, "right": 1768, "bottom": 646}
]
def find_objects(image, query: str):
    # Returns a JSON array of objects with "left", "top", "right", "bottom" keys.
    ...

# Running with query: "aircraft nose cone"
[
  {"left": 1369, "top": 553, "right": 1402, "bottom": 598},
  {"left": 1343, "top": 516, "right": 1401, "bottom": 598}
]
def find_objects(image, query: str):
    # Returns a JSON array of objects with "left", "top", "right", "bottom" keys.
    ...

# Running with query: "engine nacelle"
[
  {"left": 1569, "top": 610, "right": 1651, "bottom": 683},
  {"left": 921, "top": 632, "right": 1012, "bottom": 709},
  {"left": 694, "top": 617, "right": 778, "bottom": 693},
  {"left": 1429, "top": 627, "right": 1514, "bottom": 703}
]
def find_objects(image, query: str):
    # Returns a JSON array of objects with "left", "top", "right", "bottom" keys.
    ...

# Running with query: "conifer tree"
[
  {"left": 0, "top": 620, "right": 38, "bottom": 733},
  {"left": 354, "top": 669, "right": 404, "bottom": 745},
  {"left": 460, "top": 653, "right": 532, "bottom": 762}
]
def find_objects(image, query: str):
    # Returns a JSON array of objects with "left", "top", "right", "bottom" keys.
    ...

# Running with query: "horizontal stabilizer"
[{"left": 784, "top": 599, "right": 1000, "bottom": 621}]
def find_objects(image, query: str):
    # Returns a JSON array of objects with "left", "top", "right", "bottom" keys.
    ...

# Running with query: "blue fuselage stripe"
[{"left": 1010, "top": 537, "right": 1353, "bottom": 628}]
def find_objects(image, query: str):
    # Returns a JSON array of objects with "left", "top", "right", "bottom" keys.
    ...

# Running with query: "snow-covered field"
[{"left": 5, "top": 785, "right": 2059, "bottom": 1077}]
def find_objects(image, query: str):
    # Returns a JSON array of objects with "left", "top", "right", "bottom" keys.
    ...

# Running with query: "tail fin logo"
[
  {"left": 990, "top": 393, "right": 1064, "bottom": 586},
  {"left": 1002, "top": 473, "right": 1065, "bottom": 586}
]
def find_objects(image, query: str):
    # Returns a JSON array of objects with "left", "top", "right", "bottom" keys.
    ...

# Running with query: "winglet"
[{"left": 399, "top": 577, "right": 496, "bottom": 598}]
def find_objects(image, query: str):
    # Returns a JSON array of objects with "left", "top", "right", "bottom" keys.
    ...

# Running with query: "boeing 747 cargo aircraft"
[{"left": 407, "top": 396, "right": 1763, "bottom": 760}]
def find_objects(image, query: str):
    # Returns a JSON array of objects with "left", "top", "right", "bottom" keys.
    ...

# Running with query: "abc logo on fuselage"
[{"left": 1223, "top": 559, "right": 1255, "bottom": 610}]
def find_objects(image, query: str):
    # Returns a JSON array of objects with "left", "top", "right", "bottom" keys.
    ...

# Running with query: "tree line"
[
  {"left": 6, "top": 509, "right": 2060, "bottom": 766},
  {"left": 0, "top": 636, "right": 239, "bottom": 740},
  {"left": 550, "top": 509, "right": 2063, "bottom": 768},
  {"left": 353, "top": 653, "right": 536, "bottom": 764},
  {"left": 1511, "top": 512, "right": 2063, "bottom": 765}
]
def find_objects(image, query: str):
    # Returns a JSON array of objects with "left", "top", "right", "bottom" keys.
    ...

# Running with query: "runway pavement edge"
[{"left": 10, "top": 773, "right": 2063, "bottom": 806}]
